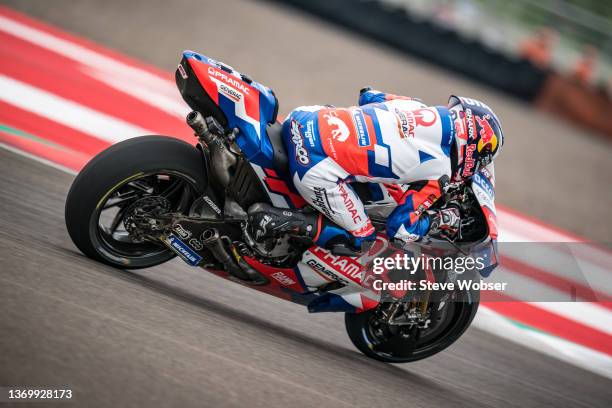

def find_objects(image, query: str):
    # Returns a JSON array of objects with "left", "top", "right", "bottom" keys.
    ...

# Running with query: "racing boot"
[
  {"left": 247, "top": 203, "right": 373, "bottom": 255},
  {"left": 247, "top": 203, "right": 318, "bottom": 243}
]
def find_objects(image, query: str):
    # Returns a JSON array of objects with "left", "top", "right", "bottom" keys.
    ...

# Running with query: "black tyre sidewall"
[
  {"left": 345, "top": 290, "right": 480, "bottom": 363},
  {"left": 65, "top": 136, "right": 207, "bottom": 269}
]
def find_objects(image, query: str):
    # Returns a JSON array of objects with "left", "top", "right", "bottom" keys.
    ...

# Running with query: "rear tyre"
[
  {"left": 345, "top": 290, "right": 479, "bottom": 363},
  {"left": 65, "top": 136, "right": 207, "bottom": 269}
]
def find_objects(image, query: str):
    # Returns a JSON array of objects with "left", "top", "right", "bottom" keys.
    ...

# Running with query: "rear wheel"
[
  {"left": 65, "top": 136, "right": 207, "bottom": 269},
  {"left": 345, "top": 290, "right": 479, "bottom": 363}
]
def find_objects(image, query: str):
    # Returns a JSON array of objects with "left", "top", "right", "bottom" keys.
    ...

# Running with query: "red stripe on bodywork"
[{"left": 265, "top": 177, "right": 306, "bottom": 208}]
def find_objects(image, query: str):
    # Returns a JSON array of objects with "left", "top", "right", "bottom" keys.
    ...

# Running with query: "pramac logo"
[
  {"left": 396, "top": 108, "right": 437, "bottom": 138},
  {"left": 412, "top": 108, "right": 437, "bottom": 127},
  {"left": 207, "top": 66, "right": 250, "bottom": 95}
]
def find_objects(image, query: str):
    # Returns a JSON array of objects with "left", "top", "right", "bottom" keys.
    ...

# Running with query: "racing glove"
[{"left": 427, "top": 208, "right": 461, "bottom": 240}]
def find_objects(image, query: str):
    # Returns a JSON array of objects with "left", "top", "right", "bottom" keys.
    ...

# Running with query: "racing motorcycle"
[{"left": 65, "top": 51, "right": 498, "bottom": 363}]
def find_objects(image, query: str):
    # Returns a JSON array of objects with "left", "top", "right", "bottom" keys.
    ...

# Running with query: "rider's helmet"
[{"left": 448, "top": 96, "right": 504, "bottom": 180}]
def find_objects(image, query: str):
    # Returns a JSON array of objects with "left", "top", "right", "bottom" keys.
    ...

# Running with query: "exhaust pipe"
[
  {"left": 187, "top": 111, "right": 237, "bottom": 188},
  {"left": 201, "top": 229, "right": 268, "bottom": 285},
  {"left": 186, "top": 111, "right": 207, "bottom": 138}
]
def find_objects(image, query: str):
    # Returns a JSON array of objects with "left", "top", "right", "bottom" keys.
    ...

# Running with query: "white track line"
[
  {"left": 0, "top": 15, "right": 171, "bottom": 91},
  {"left": 474, "top": 306, "right": 612, "bottom": 379},
  {"left": 0, "top": 14, "right": 187, "bottom": 118},
  {"left": 0, "top": 75, "right": 152, "bottom": 143},
  {"left": 0, "top": 142, "right": 77, "bottom": 175}
]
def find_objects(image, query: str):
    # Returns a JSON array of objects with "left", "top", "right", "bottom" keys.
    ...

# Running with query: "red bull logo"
[{"left": 475, "top": 114, "right": 498, "bottom": 153}]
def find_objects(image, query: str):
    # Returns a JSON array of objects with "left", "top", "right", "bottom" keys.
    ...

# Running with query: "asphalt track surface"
[
  {"left": 4, "top": 0, "right": 612, "bottom": 242},
  {"left": 1, "top": 0, "right": 611, "bottom": 407},
  {"left": 1, "top": 148, "right": 611, "bottom": 407}
]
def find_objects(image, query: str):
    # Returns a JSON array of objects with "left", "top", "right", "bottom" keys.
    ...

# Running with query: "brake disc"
[{"left": 123, "top": 196, "right": 172, "bottom": 241}]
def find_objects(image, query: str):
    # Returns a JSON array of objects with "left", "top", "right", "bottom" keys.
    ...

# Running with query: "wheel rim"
[
  {"left": 91, "top": 171, "right": 198, "bottom": 265},
  {"left": 362, "top": 298, "right": 475, "bottom": 362}
]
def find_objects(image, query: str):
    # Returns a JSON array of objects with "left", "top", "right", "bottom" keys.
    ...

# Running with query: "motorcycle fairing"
[
  {"left": 177, "top": 51, "right": 497, "bottom": 309},
  {"left": 238, "top": 255, "right": 376, "bottom": 313},
  {"left": 470, "top": 164, "right": 499, "bottom": 276},
  {"left": 180, "top": 51, "right": 278, "bottom": 169},
  {"left": 179, "top": 51, "right": 300, "bottom": 209},
  {"left": 471, "top": 164, "right": 497, "bottom": 240},
  {"left": 247, "top": 163, "right": 304, "bottom": 209}
]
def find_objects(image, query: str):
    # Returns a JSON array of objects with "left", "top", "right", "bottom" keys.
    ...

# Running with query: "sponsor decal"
[
  {"left": 173, "top": 223, "right": 191, "bottom": 239},
  {"left": 475, "top": 114, "right": 498, "bottom": 153},
  {"left": 480, "top": 166, "right": 493, "bottom": 181},
  {"left": 310, "top": 247, "right": 363, "bottom": 282},
  {"left": 305, "top": 258, "right": 349, "bottom": 284},
  {"left": 473, "top": 173, "right": 494, "bottom": 199},
  {"left": 323, "top": 111, "right": 350, "bottom": 142},
  {"left": 189, "top": 238, "right": 204, "bottom": 251},
  {"left": 403, "top": 232, "right": 421, "bottom": 242},
  {"left": 412, "top": 108, "right": 437, "bottom": 127},
  {"left": 395, "top": 108, "right": 415, "bottom": 138},
  {"left": 270, "top": 271, "right": 297, "bottom": 286},
  {"left": 218, "top": 83, "right": 242, "bottom": 102},
  {"left": 462, "top": 144, "right": 477, "bottom": 177},
  {"left": 312, "top": 186, "right": 334, "bottom": 218},
  {"left": 452, "top": 111, "right": 467, "bottom": 141},
  {"left": 353, "top": 222, "right": 375, "bottom": 238},
  {"left": 256, "top": 215, "right": 272, "bottom": 241},
  {"left": 338, "top": 183, "right": 362, "bottom": 224},
  {"left": 395, "top": 108, "right": 436, "bottom": 138},
  {"left": 303, "top": 120, "right": 317, "bottom": 148},
  {"left": 464, "top": 108, "right": 476, "bottom": 141},
  {"left": 326, "top": 137, "right": 338, "bottom": 160},
  {"left": 460, "top": 97, "right": 494, "bottom": 113},
  {"left": 351, "top": 110, "right": 370, "bottom": 146},
  {"left": 473, "top": 184, "right": 493, "bottom": 210},
  {"left": 412, "top": 193, "right": 438, "bottom": 217},
  {"left": 177, "top": 63, "right": 188, "bottom": 79},
  {"left": 207, "top": 66, "right": 250, "bottom": 95},
  {"left": 290, "top": 119, "right": 310, "bottom": 165},
  {"left": 203, "top": 195, "right": 222, "bottom": 215},
  {"left": 168, "top": 235, "right": 202, "bottom": 266}
]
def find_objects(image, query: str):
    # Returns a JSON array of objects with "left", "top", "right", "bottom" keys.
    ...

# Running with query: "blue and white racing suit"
[{"left": 282, "top": 90, "right": 457, "bottom": 247}]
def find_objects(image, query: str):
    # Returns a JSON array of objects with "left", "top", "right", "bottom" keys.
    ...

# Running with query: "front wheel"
[
  {"left": 65, "top": 136, "right": 207, "bottom": 269},
  {"left": 345, "top": 290, "right": 479, "bottom": 363}
]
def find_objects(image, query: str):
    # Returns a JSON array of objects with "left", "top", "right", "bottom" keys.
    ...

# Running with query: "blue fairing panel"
[{"left": 183, "top": 50, "right": 279, "bottom": 168}]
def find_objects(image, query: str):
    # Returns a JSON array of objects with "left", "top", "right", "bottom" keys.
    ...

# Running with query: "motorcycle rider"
[{"left": 248, "top": 88, "right": 504, "bottom": 253}]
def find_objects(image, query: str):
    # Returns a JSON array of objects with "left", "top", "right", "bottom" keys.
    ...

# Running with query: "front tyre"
[
  {"left": 345, "top": 290, "right": 479, "bottom": 363},
  {"left": 65, "top": 136, "right": 207, "bottom": 269}
]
